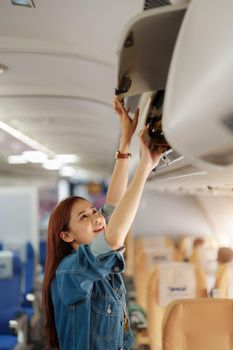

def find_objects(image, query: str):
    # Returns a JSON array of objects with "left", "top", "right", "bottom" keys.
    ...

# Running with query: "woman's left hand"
[{"left": 113, "top": 96, "right": 139, "bottom": 147}]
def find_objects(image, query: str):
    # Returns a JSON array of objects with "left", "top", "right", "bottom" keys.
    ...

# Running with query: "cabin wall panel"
[{"left": 0, "top": 187, "right": 39, "bottom": 252}]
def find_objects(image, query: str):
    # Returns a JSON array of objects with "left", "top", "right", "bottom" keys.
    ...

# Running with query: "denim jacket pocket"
[{"left": 90, "top": 295, "right": 123, "bottom": 340}]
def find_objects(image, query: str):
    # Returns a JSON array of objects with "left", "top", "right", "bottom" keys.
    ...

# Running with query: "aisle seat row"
[
  {"left": 128, "top": 236, "right": 233, "bottom": 350},
  {"left": 0, "top": 251, "right": 28, "bottom": 350},
  {"left": 0, "top": 240, "right": 47, "bottom": 350}
]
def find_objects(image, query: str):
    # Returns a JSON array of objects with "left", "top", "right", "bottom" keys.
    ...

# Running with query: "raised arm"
[
  {"left": 105, "top": 127, "right": 163, "bottom": 250},
  {"left": 105, "top": 98, "right": 139, "bottom": 207}
]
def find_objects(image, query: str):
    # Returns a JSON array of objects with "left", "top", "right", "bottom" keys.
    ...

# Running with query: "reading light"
[{"left": 11, "top": 0, "right": 35, "bottom": 8}]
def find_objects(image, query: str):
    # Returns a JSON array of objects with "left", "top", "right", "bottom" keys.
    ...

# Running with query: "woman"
[{"left": 42, "top": 98, "right": 162, "bottom": 350}]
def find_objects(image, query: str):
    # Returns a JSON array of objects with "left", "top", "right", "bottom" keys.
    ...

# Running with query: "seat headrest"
[
  {"left": 158, "top": 262, "right": 196, "bottom": 306},
  {"left": 4, "top": 241, "right": 34, "bottom": 262},
  {"left": 163, "top": 299, "right": 233, "bottom": 350},
  {"left": 196, "top": 246, "right": 218, "bottom": 274},
  {"left": 143, "top": 236, "right": 168, "bottom": 248},
  {"left": 226, "top": 263, "right": 233, "bottom": 298},
  {"left": 146, "top": 246, "right": 173, "bottom": 267},
  {"left": 0, "top": 251, "right": 13, "bottom": 278},
  {"left": 218, "top": 247, "right": 233, "bottom": 264}
]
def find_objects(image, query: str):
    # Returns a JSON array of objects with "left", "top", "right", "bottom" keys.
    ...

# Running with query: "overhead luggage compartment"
[
  {"left": 116, "top": 1, "right": 233, "bottom": 194},
  {"left": 116, "top": 4, "right": 187, "bottom": 97}
]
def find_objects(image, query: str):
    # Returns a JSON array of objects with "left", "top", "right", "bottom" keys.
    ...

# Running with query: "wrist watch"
[{"left": 115, "top": 150, "right": 132, "bottom": 160}]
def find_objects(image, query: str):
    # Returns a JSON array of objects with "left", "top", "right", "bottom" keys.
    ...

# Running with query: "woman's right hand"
[{"left": 138, "top": 126, "right": 163, "bottom": 172}]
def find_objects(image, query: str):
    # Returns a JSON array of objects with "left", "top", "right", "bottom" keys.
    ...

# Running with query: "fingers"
[
  {"left": 113, "top": 97, "right": 140, "bottom": 140},
  {"left": 114, "top": 98, "right": 125, "bottom": 114},
  {"left": 113, "top": 99, "right": 117, "bottom": 110},
  {"left": 133, "top": 107, "right": 139, "bottom": 126}
]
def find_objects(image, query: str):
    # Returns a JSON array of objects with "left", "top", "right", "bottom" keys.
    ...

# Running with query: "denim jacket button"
[
  {"left": 107, "top": 305, "right": 112, "bottom": 314},
  {"left": 114, "top": 266, "right": 120, "bottom": 272}
]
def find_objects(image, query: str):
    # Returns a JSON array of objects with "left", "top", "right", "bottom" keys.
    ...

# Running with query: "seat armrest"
[{"left": 9, "top": 312, "right": 28, "bottom": 344}]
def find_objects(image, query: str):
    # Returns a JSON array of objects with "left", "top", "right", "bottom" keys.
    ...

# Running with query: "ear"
[{"left": 59, "top": 231, "right": 74, "bottom": 243}]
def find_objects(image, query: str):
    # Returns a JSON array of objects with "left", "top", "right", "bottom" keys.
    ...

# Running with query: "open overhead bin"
[{"left": 116, "top": 1, "right": 233, "bottom": 195}]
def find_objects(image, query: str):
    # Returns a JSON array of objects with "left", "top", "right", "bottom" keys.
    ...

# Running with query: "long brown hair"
[{"left": 42, "top": 196, "right": 85, "bottom": 349}]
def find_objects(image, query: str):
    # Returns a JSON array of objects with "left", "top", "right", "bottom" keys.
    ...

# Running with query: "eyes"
[{"left": 80, "top": 208, "right": 98, "bottom": 221}]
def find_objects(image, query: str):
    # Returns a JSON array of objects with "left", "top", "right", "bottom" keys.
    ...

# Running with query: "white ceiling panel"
[{"left": 0, "top": 0, "right": 144, "bottom": 184}]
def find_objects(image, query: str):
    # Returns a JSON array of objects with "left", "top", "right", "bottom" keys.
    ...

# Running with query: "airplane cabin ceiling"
[{"left": 0, "top": 0, "right": 144, "bottom": 184}]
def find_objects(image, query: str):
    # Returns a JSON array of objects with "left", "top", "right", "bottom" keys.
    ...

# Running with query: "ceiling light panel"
[
  {"left": 7, "top": 155, "right": 28, "bottom": 164},
  {"left": 22, "top": 151, "right": 48, "bottom": 163},
  {"left": 56, "top": 154, "right": 79, "bottom": 163}
]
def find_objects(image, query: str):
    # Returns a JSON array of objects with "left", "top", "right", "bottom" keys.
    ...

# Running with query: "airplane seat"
[
  {"left": 0, "top": 251, "right": 28, "bottom": 350},
  {"left": 135, "top": 245, "right": 174, "bottom": 311},
  {"left": 135, "top": 236, "right": 175, "bottom": 257},
  {"left": 3, "top": 241, "right": 35, "bottom": 319},
  {"left": 124, "top": 230, "right": 134, "bottom": 278},
  {"left": 177, "top": 236, "right": 193, "bottom": 261},
  {"left": 39, "top": 239, "right": 47, "bottom": 273},
  {"left": 214, "top": 262, "right": 233, "bottom": 298},
  {"left": 123, "top": 231, "right": 136, "bottom": 305},
  {"left": 137, "top": 237, "right": 177, "bottom": 261},
  {"left": 0, "top": 336, "right": 18, "bottom": 350},
  {"left": 147, "top": 262, "right": 207, "bottom": 350},
  {"left": 23, "top": 242, "right": 35, "bottom": 305},
  {"left": 189, "top": 243, "right": 218, "bottom": 292},
  {"left": 162, "top": 298, "right": 233, "bottom": 350}
]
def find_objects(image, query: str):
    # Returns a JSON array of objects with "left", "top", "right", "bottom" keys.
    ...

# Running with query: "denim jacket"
[{"left": 51, "top": 205, "right": 134, "bottom": 350}]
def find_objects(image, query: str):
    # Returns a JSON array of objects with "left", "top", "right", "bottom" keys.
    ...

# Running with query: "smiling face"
[{"left": 60, "top": 198, "right": 106, "bottom": 250}]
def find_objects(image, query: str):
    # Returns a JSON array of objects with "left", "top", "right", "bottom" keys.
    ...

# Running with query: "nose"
[{"left": 92, "top": 215, "right": 100, "bottom": 224}]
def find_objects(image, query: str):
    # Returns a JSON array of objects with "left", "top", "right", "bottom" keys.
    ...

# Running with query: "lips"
[{"left": 93, "top": 226, "right": 104, "bottom": 233}]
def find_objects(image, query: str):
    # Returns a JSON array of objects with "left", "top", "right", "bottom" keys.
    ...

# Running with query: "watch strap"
[{"left": 115, "top": 150, "right": 132, "bottom": 160}]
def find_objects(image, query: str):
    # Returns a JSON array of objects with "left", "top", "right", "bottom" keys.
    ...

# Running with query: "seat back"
[
  {"left": 178, "top": 237, "right": 193, "bottom": 261},
  {"left": 39, "top": 239, "right": 47, "bottom": 273},
  {"left": 190, "top": 245, "right": 218, "bottom": 292},
  {"left": 124, "top": 230, "right": 134, "bottom": 277},
  {"left": 135, "top": 245, "right": 174, "bottom": 310},
  {"left": 0, "top": 251, "right": 22, "bottom": 334},
  {"left": 4, "top": 241, "right": 35, "bottom": 303},
  {"left": 214, "top": 263, "right": 233, "bottom": 298},
  {"left": 163, "top": 298, "right": 233, "bottom": 350},
  {"left": 135, "top": 236, "right": 175, "bottom": 255},
  {"left": 190, "top": 246, "right": 218, "bottom": 274},
  {"left": 158, "top": 263, "right": 196, "bottom": 306},
  {"left": 147, "top": 262, "right": 207, "bottom": 350}
]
